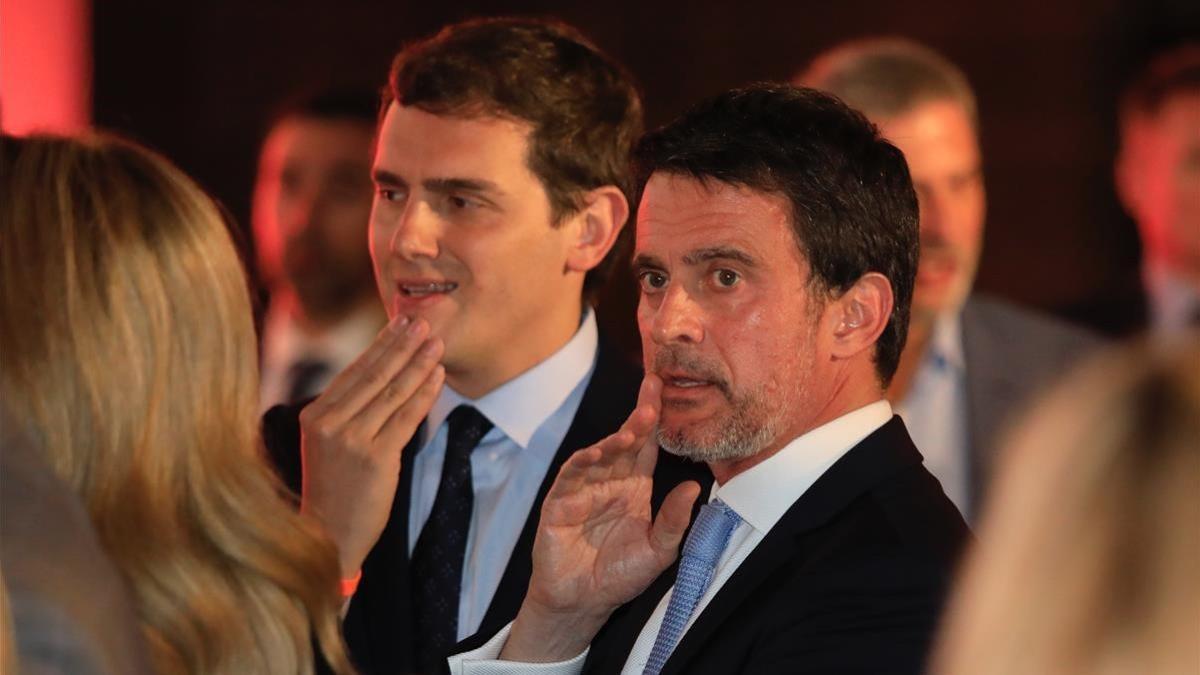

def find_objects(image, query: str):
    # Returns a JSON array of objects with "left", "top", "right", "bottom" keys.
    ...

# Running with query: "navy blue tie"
[{"left": 411, "top": 405, "right": 493, "bottom": 673}]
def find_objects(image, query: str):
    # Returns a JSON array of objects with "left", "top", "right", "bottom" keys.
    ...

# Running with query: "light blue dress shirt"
[
  {"left": 895, "top": 313, "right": 971, "bottom": 518},
  {"left": 409, "top": 309, "right": 599, "bottom": 640}
]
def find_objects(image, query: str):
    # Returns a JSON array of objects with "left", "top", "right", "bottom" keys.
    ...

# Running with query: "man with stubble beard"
[{"left": 448, "top": 84, "right": 970, "bottom": 675}]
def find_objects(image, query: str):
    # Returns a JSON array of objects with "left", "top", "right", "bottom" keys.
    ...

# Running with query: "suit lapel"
[
  {"left": 346, "top": 429, "right": 422, "bottom": 673},
  {"left": 585, "top": 563, "right": 678, "bottom": 674},
  {"left": 581, "top": 482, "right": 710, "bottom": 674},
  {"left": 659, "top": 418, "right": 923, "bottom": 675}
]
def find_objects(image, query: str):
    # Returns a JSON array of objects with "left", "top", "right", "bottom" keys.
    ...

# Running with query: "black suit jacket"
[
  {"left": 262, "top": 339, "right": 712, "bottom": 674},
  {"left": 580, "top": 416, "right": 969, "bottom": 675}
]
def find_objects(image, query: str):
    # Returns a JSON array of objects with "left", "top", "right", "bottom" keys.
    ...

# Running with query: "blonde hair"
[
  {"left": 932, "top": 335, "right": 1200, "bottom": 675},
  {"left": 0, "top": 133, "right": 353, "bottom": 674}
]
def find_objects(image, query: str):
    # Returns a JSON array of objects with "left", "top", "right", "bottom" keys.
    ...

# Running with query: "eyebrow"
[
  {"left": 372, "top": 168, "right": 404, "bottom": 186},
  {"left": 682, "top": 246, "right": 757, "bottom": 267},
  {"left": 632, "top": 253, "right": 666, "bottom": 271},
  {"left": 370, "top": 169, "right": 503, "bottom": 196},
  {"left": 632, "top": 246, "right": 758, "bottom": 272},
  {"left": 424, "top": 177, "right": 504, "bottom": 197}
]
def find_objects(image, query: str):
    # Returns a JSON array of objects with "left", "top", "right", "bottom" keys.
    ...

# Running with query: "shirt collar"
[
  {"left": 1144, "top": 260, "right": 1200, "bottom": 332},
  {"left": 425, "top": 308, "right": 599, "bottom": 449},
  {"left": 714, "top": 400, "right": 893, "bottom": 534},
  {"left": 927, "top": 311, "right": 966, "bottom": 372}
]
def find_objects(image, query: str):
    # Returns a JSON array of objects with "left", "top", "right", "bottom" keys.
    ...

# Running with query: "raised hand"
[
  {"left": 501, "top": 375, "right": 701, "bottom": 662},
  {"left": 298, "top": 314, "right": 445, "bottom": 578}
]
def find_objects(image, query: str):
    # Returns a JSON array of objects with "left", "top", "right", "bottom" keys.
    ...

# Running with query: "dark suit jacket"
[
  {"left": 580, "top": 416, "right": 969, "bottom": 675},
  {"left": 262, "top": 339, "right": 711, "bottom": 674},
  {"left": 1, "top": 418, "right": 152, "bottom": 675},
  {"left": 960, "top": 294, "right": 1101, "bottom": 515}
]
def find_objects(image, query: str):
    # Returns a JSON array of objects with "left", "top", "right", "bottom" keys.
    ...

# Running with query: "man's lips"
[
  {"left": 658, "top": 372, "right": 729, "bottom": 411},
  {"left": 917, "top": 254, "right": 957, "bottom": 285},
  {"left": 652, "top": 348, "right": 733, "bottom": 400},
  {"left": 397, "top": 280, "right": 458, "bottom": 297},
  {"left": 390, "top": 280, "right": 458, "bottom": 316},
  {"left": 660, "top": 374, "right": 713, "bottom": 388}
]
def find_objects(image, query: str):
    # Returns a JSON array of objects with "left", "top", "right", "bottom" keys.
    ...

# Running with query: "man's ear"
[
  {"left": 829, "top": 272, "right": 893, "bottom": 360},
  {"left": 564, "top": 185, "right": 629, "bottom": 274}
]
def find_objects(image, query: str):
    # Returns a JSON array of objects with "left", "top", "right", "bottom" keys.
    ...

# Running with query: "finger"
[
  {"left": 621, "top": 375, "right": 662, "bottom": 439},
  {"left": 635, "top": 373, "right": 663, "bottom": 412},
  {"left": 314, "top": 319, "right": 432, "bottom": 427},
  {"left": 555, "top": 388, "right": 660, "bottom": 492},
  {"left": 591, "top": 420, "right": 651, "bottom": 480},
  {"left": 633, "top": 419, "right": 662, "bottom": 479},
  {"left": 350, "top": 337, "right": 445, "bottom": 440},
  {"left": 312, "top": 314, "right": 410, "bottom": 409},
  {"left": 546, "top": 444, "right": 604, "bottom": 499},
  {"left": 594, "top": 375, "right": 661, "bottom": 473},
  {"left": 374, "top": 362, "right": 446, "bottom": 453},
  {"left": 649, "top": 480, "right": 702, "bottom": 561},
  {"left": 603, "top": 394, "right": 661, "bottom": 477}
]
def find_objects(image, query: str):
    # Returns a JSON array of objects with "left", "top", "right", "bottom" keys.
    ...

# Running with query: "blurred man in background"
[
  {"left": 252, "top": 89, "right": 385, "bottom": 408},
  {"left": 799, "top": 39, "right": 1099, "bottom": 521},
  {"left": 1115, "top": 44, "right": 1200, "bottom": 337}
]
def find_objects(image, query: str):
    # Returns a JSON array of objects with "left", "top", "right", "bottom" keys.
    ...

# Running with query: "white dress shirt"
[
  {"left": 1144, "top": 260, "right": 1200, "bottom": 336},
  {"left": 410, "top": 308, "right": 598, "bottom": 640},
  {"left": 448, "top": 400, "right": 895, "bottom": 674},
  {"left": 894, "top": 313, "right": 970, "bottom": 518},
  {"left": 258, "top": 296, "right": 385, "bottom": 411}
]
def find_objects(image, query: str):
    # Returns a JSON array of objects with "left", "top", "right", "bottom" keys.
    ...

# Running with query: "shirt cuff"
[{"left": 447, "top": 622, "right": 589, "bottom": 675}]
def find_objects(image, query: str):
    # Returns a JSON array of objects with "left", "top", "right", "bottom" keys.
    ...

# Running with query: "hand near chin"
[
  {"left": 501, "top": 375, "right": 702, "bottom": 662},
  {"left": 298, "top": 315, "right": 445, "bottom": 578}
]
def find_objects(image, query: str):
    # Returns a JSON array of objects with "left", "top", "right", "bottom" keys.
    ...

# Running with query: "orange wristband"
[{"left": 340, "top": 570, "right": 362, "bottom": 598}]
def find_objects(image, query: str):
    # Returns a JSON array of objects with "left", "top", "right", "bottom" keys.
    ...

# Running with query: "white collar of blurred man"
[{"left": 252, "top": 112, "right": 383, "bottom": 335}]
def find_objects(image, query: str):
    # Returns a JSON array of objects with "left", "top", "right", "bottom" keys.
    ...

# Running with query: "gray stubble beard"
[{"left": 656, "top": 393, "right": 782, "bottom": 464}]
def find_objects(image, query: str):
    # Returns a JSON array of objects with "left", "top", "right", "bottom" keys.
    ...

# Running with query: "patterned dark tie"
[{"left": 411, "top": 405, "right": 494, "bottom": 673}]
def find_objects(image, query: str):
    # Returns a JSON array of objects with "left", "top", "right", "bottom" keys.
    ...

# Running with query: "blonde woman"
[
  {"left": 933, "top": 335, "right": 1200, "bottom": 675},
  {"left": 0, "top": 133, "right": 354, "bottom": 674}
]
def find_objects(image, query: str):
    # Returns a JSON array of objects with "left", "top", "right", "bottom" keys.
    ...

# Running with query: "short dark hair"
[
  {"left": 385, "top": 17, "right": 644, "bottom": 299},
  {"left": 634, "top": 84, "right": 919, "bottom": 385},
  {"left": 265, "top": 87, "right": 381, "bottom": 133},
  {"left": 1120, "top": 43, "right": 1200, "bottom": 126}
]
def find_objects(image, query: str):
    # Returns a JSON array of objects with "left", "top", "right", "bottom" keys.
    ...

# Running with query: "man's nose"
[
  {"left": 649, "top": 285, "right": 705, "bottom": 346},
  {"left": 918, "top": 187, "right": 949, "bottom": 244},
  {"left": 389, "top": 200, "right": 440, "bottom": 261}
]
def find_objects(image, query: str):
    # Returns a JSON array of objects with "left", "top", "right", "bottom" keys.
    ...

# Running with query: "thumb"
[{"left": 649, "top": 480, "right": 702, "bottom": 561}]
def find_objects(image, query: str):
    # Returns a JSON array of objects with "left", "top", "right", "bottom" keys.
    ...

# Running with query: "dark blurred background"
[{"left": 77, "top": 0, "right": 1197, "bottom": 340}]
